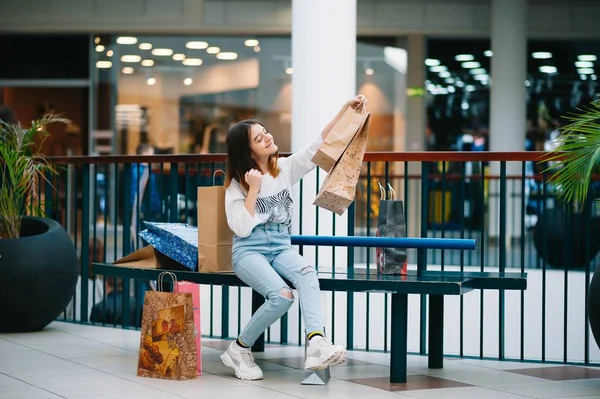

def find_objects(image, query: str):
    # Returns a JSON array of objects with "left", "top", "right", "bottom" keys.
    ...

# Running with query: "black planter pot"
[
  {"left": 589, "top": 269, "right": 600, "bottom": 349},
  {"left": 0, "top": 216, "right": 78, "bottom": 332}
]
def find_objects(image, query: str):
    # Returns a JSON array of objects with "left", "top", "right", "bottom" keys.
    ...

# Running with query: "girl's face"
[{"left": 249, "top": 123, "right": 278, "bottom": 161}]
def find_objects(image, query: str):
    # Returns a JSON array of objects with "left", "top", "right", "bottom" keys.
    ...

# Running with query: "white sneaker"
[
  {"left": 304, "top": 336, "right": 347, "bottom": 370},
  {"left": 221, "top": 341, "right": 264, "bottom": 380}
]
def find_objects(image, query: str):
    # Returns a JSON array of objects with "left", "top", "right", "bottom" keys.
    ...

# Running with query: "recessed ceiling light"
[
  {"left": 122, "top": 67, "right": 134, "bottom": 74},
  {"left": 575, "top": 61, "right": 594, "bottom": 68},
  {"left": 141, "top": 59, "right": 154, "bottom": 67},
  {"left": 469, "top": 68, "right": 487, "bottom": 75},
  {"left": 578, "top": 55, "right": 597, "bottom": 62},
  {"left": 425, "top": 58, "right": 440, "bottom": 66},
  {"left": 285, "top": 67, "right": 293, "bottom": 75},
  {"left": 152, "top": 48, "right": 173, "bottom": 56},
  {"left": 96, "top": 61, "right": 112, "bottom": 69},
  {"left": 592, "top": 75, "right": 598, "bottom": 81},
  {"left": 186, "top": 41, "right": 209, "bottom": 49},
  {"left": 121, "top": 55, "right": 141, "bottom": 63},
  {"left": 455, "top": 54, "right": 474, "bottom": 61},
  {"left": 206, "top": 47, "right": 220, "bottom": 54},
  {"left": 147, "top": 77, "right": 156, "bottom": 85},
  {"left": 465, "top": 85, "right": 476, "bottom": 92},
  {"left": 578, "top": 68, "right": 594, "bottom": 74},
  {"left": 429, "top": 65, "right": 447, "bottom": 72},
  {"left": 94, "top": 37, "right": 100, "bottom": 44},
  {"left": 183, "top": 58, "right": 203, "bottom": 66},
  {"left": 484, "top": 50, "right": 493, "bottom": 57},
  {"left": 217, "top": 52, "right": 238, "bottom": 60},
  {"left": 184, "top": 78, "right": 193, "bottom": 85},
  {"left": 95, "top": 45, "right": 105, "bottom": 52},
  {"left": 473, "top": 74, "right": 489, "bottom": 81},
  {"left": 532, "top": 52, "right": 552, "bottom": 59},
  {"left": 539, "top": 65, "right": 557, "bottom": 74},
  {"left": 172, "top": 53, "right": 186, "bottom": 61},
  {"left": 254, "top": 46, "right": 261, "bottom": 53},
  {"left": 139, "top": 43, "right": 153, "bottom": 50},
  {"left": 461, "top": 62, "right": 480, "bottom": 69},
  {"left": 116, "top": 37, "right": 137, "bottom": 45},
  {"left": 439, "top": 71, "right": 451, "bottom": 78},
  {"left": 106, "top": 50, "right": 113, "bottom": 57},
  {"left": 244, "top": 39, "right": 259, "bottom": 47},
  {"left": 365, "top": 68, "right": 374, "bottom": 75}
]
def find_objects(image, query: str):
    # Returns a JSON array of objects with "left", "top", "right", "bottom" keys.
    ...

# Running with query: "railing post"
[
  {"left": 80, "top": 164, "right": 91, "bottom": 323},
  {"left": 419, "top": 162, "right": 429, "bottom": 355}
]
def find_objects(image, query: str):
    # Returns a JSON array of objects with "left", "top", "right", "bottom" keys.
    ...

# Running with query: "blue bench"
[{"left": 92, "top": 235, "right": 527, "bottom": 383}]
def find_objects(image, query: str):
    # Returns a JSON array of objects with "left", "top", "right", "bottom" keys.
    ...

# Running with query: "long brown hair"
[{"left": 225, "top": 119, "right": 280, "bottom": 192}]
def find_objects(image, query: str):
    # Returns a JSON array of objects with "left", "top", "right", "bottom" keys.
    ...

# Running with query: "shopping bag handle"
[
  {"left": 158, "top": 271, "right": 178, "bottom": 292},
  {"left": 378, "top": 182, "right": 396, "bottom": 201},
  {"left": 213, "top": 169, "right": 226, "bottom": 186}
]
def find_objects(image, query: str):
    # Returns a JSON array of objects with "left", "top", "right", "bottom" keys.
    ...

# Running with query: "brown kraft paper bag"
[
  {"left": 311, "top": 105, "right": 370, "bottom": 172},
  {"left": 197, "top": 184, "right": 233, "bottom": 273},
  {"left": 137, "top": 272, "right": 197, "bottom": 380},
  {"left": 313, "top": 113, "right": 371, "bottom": 216}
]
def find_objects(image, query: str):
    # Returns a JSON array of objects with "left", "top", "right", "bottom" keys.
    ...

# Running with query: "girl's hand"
[
  {"left": 346, "top": 94, "right": 367, "bottom": 111},
  {"left": 245, "top": 169, "right": 263, "bottom": 193}
]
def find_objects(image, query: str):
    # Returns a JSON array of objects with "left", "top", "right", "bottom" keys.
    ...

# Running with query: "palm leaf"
[{"left": 543, "top": 99, "right": 600, "bottom": 204}]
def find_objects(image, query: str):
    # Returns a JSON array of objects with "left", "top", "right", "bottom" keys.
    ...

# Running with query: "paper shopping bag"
[
  {"left": 137, "top": 273, "right": 197, "bottom": 380},
  {"left": 376, "top": 184, "right": 408, "bottom": 275},
  {"left": 312, "top": 105, "right": 370, "bottom": 172},
  {"left": 313, "top": 113, "right": 371, "bottom": 215},
  {"left": 176, "top": 281, "right": 201, "bottom": 376},
  {"left": 197, "top": 178, "right": 233, "bottom": 273}
]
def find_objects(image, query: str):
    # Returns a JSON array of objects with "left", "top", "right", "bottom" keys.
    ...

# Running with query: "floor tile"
[
  {"left": 437, "top": 369, "right": 549, "bottom": 388},
  {"left": 508, "top": 366, "right": 600, "bottom": 381},
  {"left": 172, "top": 384, "right": 299, "bottom": 399},
  {"left": 489, "top": 380, "right": 600, "bottom": 398},
  {"left": 403, "top": 386, "right": 532, "bottom": 399},
  {"left": 39, "top": 378, "right": 162, "bottom": 397},
  {"left": 569, "top": 378, "right": 600, "bottom": 389},
  {"left": 263, "top": 356, "right": 371, "bottom": 370},
  {"left": 68, "top": 393, "right": 183, "bottom": 399},
  {"left": 0, "top": 373, "right": 27, "bottom": 387},
  {"left": 347, "top": 375, "right": 471, "bottom": 392},
  {"left": 0, "top": 385, "right": 63, "bottom": 399},
  {"left": 330, "top": 365, "right": 395, "bottom": 379}
]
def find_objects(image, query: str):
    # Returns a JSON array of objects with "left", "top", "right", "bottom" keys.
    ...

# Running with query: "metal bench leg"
[
  {"left": 428, "top": 295, "right": 444, "bottom": 369},
  {"left": 251, "top": 290, "right": 265, "bottom": 353},
  {"left": 301, "top": 327, "right": 331, "bottom": 385},
  {"left": 390, "top": 293, "right": 408, "bottom": 383}
]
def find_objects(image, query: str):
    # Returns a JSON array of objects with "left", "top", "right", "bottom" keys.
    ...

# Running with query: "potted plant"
[
  {"left": 0, "top": 114, "right": 79, "bottom": 332},
  {"left": 544, "top": 98, "right": 600, "bottom": 347}
]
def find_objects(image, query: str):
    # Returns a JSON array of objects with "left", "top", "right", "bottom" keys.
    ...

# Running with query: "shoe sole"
[
  {"left": 305, "top": 349, "right": 348, "bottom": 371},
  {"left": 220, "top": 352, "right": 263, "bottom": 380}
]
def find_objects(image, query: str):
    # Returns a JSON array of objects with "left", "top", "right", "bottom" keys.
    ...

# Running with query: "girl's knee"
[{"left": 268, "top": 287, "right": 294, "bottom": 312}]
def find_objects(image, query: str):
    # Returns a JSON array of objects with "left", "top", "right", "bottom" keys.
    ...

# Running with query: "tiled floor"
[{"left": 2, "top": 322, "right": 600, "bottom": 399}]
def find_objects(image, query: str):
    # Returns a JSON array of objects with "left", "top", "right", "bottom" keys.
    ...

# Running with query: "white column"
[
  {"left": 489, "top": 0, "right": 527, "bottom": 244},
  {"left": 291, "top": 0, "right": 356, "bottom": 267}
]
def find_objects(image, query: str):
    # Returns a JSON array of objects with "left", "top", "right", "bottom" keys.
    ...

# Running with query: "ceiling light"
[
  {"left": 439, "top": 71, "right": 451, "bottom": 78},
  {"left": 425, "top": 58, "right": 440, "bottom": 67},
  {"left": 365, "top": 68, "right": 374, "bottom": 75},
  {"left": 94, "top": 37, "right": 100, "bottom": 44},
  {"left": 186, "top": 41, "right": 209, "bottom": 49},
  {"left": 578, "top": 55, "right": 597, "bottom": 62},
  {"left": 121, "top": 55, "right": 141, "bottom": 63},
  {"left": 461, "top": 62, "right": 480, "bottom": 69},
  {"left": 447, "top": 86, "right": 456, "bottom": 93},
  {"left": 147, "top": 77, "right": 156, "bottom": 85},
  {"left": 484, "top": 50, "right": 493, "bottom": 57},
  {"left": 473, "top": 74, "right": 489, "bottom": 81},
  {"left": 106, "top": 50, "right": 113, "bottom": 57},
  {"left": 455, "top": 81, "right": 465, "bottom": 88},
  {"left": 96, "top": 61, "right": 112, "bottom": 69},
  {"left": 152, "top": 48, "right": 173, "bottom": 56},
  {"left": 254, "top": 46, "right": 261, "bottom": 52},
  {"left": 217, "top": 52, "right": 238, "bottom": 60},
  {"left": 172, "top": 53, "right": 186, "bottom": 61},
  {"left": 592, "top": 75, "right": 597, "bottom": 81},
  {"left": 141, "top": 59, "right": 154, "bottom": 67},
  {"left": 122, "top": 67, "right": 134, "bottom": 74},
  {"left": 244, "top": 39, "right": 259, "bottom": 47},
  {"left": 429, "top": 65, "right": 447, "bottom": 72},
  {"left": 285, "top": 67, "right": 293, "bottom": 75},
  {"left": 539, "top": 65, "right": 557, "bottom": 74},
  {"left": 461, "top": 102, "right": 470, "bottom": 110},
  {"left": 139, "top": 43, "right": 153, "bottom": 50},
  {"left": 184, "top": 77, "right": 193, "bottom": 86},
  {"left": 575, "top": 61, "right": 594, "bottom": 68},
  {"left": 469, "top": 68, "right": 487, "bottom": 75},
  {"left": 578, "top": 68, "right": 594, "bottom": 74},
  {"left": 532, "top": 52, "right": 552, "bottom": 59},
  {"left": 445, "top": 78, "right": 455, "bottom": 84},
  {"left": 465, "top": 85, "right": 476, "bottom": 92},
  {"left": 183, "top": 58, "right": 203, "bottom": 66},
  {"left": 95, "top": 45, "right": 105, "bottom": 52},
  {"left": 206, "top": 47, "right": 220, "bottom": 54},
  {"left": 455, "top": 54, "right": 474, "bottom": 61},
  {"left": 581, "top": 74, "right": 588, "bottom": 80},
  {"left": 116, "top": 36, "right": 137, "bottom": 45}
]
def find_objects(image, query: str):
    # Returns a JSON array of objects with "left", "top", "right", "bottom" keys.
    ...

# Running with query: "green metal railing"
[{"left": 45, "top": 151, "right": 600, "bottom": 365}]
